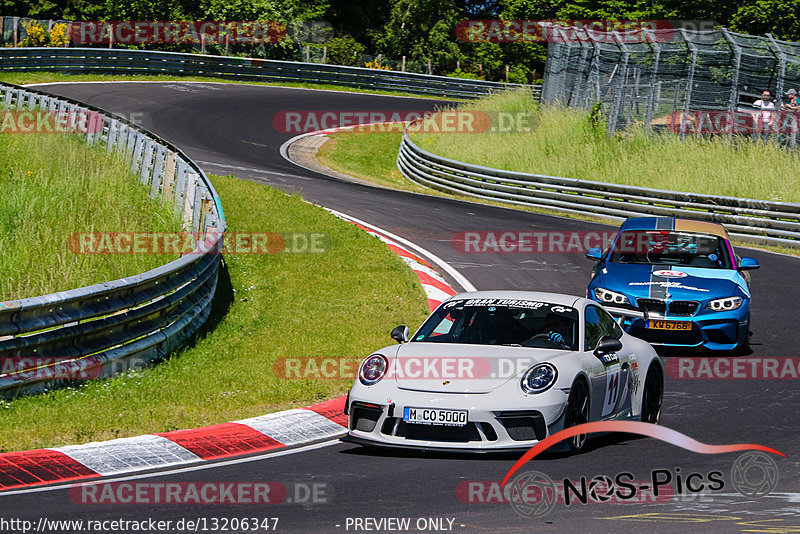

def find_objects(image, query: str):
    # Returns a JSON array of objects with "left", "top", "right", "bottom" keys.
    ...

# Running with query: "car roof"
[
  {"left": 445, "top": 290, "right": 586, "bottom": 308},
  {"left": 619, "top": 216, "right": 730, "bottom": 240}
]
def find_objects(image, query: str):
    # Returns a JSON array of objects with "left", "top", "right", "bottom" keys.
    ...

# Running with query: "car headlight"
[
  {"left": 707, "top": 296, "right": 743, "bottom": 312},
  {"left": 359, "top": 354, "right": 388, "bottom": 386},
  {"left": 521, "top": 363, "right": 558, "bottom": 394},
  {"left": 594, "top": 287, "right": 628, "bottom": 305}
]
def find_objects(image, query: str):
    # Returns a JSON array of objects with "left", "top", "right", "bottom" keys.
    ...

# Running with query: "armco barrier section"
[
  {"left": 0, "top": 81, "right": 226, "bottom": 398},
  {"left": 397, "top": 132, "right": 800, "bottom": 248},
  {"left": 0, "top": 48, "right": 539, "bottom": 100}
]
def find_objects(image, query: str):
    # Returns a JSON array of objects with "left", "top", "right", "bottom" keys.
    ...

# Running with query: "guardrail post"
[
  {"left": 162, "top": 151, "right": 177, "bottom": 203},
  {"left": 174, "top": 159, "right": 189, "bottom": 219},
  {"left": 130, "top": 133, "right": 146, "bottom": 175},
  {"left": 150, "top": 145, "right": 166, "bottom": 198},
  {"left": 182, "top": 172, "right": 198, "bottom": 230},
  {"left": 192, "top": 188, "right": 203, "bottom": 234},
  {"left": 138, "top": 138, "right": 156, "bottom": 185},
  {"left": 106, "top": 119, "right": 119, "bottom": 152}
]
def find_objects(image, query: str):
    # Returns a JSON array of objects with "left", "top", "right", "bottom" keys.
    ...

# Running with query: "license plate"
[
  {"left": 647, "top": 319, "right": 692, "bottom": 330},
  {"left": 403, "top": 407, "right": 468, "bottom": 427}
]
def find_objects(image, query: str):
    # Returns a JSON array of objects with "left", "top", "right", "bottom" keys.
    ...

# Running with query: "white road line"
[{"left": 325, "top": 207, "right": 476, "bottom": 293}]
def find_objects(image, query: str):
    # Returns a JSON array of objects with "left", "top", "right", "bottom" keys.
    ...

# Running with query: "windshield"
[
  {"left": 608, "top": 230, "right": 733, "bottom": 269},
  {"left": 413, "top": 298, "right": 579, "bottom": 350}
]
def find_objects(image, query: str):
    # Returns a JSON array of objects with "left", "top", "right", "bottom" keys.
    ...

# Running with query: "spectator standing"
[{"left": 753, "top": 90, "right": 776, "bottom": 143}]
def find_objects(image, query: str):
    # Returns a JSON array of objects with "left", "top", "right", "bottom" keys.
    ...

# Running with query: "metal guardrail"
[
  {"left": 0, "top": 81, "right": 226, "bottom": 398},
  {"left": 397, "top": 132, "right": 800, "bottom": 248},
  {"left": 0, "top": 47, "right": 538, "bottom": 100}
]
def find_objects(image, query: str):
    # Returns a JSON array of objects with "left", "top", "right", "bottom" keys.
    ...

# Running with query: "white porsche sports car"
[{"left": 344, "top": 291, "right": 663, "bottom": 452}]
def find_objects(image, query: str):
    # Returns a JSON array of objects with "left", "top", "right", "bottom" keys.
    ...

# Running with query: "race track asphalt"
[{"left": 4, "top": 81, "right": 799, "bottom": 534}]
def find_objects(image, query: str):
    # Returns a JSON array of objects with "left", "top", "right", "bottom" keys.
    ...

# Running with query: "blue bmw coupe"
[{"left": 586, "top": 217, "right": 760, "bottom": 352}]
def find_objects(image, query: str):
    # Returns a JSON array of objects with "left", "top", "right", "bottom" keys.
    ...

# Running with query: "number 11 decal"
[{"left": 602, "top": 364, "right": 621, "bottom": 417}]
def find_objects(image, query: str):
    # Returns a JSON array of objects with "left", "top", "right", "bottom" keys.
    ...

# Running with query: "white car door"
[{"left": 584, "top": 305, "right": 631, "bottom": 420}]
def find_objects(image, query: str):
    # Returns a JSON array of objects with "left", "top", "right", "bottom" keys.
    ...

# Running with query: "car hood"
[
  {"left": 389, "top": 342, "right": 570, "bottom": 394},
  {"left": 599, "top": 263, "right": 749, "bottom": 301}
]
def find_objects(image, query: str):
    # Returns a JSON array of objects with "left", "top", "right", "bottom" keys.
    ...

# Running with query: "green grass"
[
  {"left": 0, "top": 174, "right": 429, "bottom": 452},
  {"left": 316, "top": 130, "right": 420, "bottom": 191},
  {"left": 0, "top": 132, "right": 180, "bottom": 300},
  {"left": 316, "top": 123, "right": 619, "bottom": 226},
  {"left": 0, "top": 72, "right": 455, "bottom": 100},
  {"left": 317, "top": 89, "right": 800, "bottom": 257},
  {"left": 415, "top": 88, "right": 800, "bottom": 203}
]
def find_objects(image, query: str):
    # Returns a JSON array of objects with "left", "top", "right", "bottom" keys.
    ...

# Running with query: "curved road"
[{"left": 4, "top": 82, "right": 800, "bottom": 533}]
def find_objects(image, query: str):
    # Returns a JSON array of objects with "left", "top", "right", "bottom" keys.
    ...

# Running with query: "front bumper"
[
  {"left": 602, "top": 304, "right": 749, "bottom": 351},
  {"left": 346, "top": 387, "right": 570, "bottom": 451}
]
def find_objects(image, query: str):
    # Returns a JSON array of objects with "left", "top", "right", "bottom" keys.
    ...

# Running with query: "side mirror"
[
  {"left": 391, "top": 325, "right": 409, "bottom": 344},
  {"left": 739, "top": 257, "right": 760, "bottom": 271},
  {"left": 585, "top": 247, "right": 603, "bottom": 262},
  {"left": 593, "top": 335, "right": 622, "bottom": 357}
]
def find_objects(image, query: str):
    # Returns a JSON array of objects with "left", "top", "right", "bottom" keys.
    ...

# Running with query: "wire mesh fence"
[{"left": 541, "top": 24, "right": 800, "bottom": 147}]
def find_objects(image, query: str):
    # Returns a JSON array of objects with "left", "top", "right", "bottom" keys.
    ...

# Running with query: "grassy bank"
[
  {"left": 0, "top": 174, "right": 429, "bottom": 452},
  {"left": 0, "top": 133, "right": 180, "bottom": 300},
  {"left": 322, "top": 89, "right": 800, "bottom": 203},
  {"left": 317, "top": 89, "right": 800, "bottom": 256},
  {"left": 416, "top": 89, "right": 800, "bottom": 203}
]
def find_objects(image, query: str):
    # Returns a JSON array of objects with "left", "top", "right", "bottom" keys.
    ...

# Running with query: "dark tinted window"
[
  {"left": 414, "top": 299, "right": 579, "bottom": 350},
  {"left": 584, "top": 305, "right": 622, "bottom": 351},
  {"left": 609, "top": 230, "right": 732, "bottom": 269}
]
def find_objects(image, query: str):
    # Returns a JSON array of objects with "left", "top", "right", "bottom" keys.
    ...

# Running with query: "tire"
[
  {"left": 640, "top": 364, "right": 664, "bottom": 424},
  {"left": 732, "top": 318, "right": 751, "bottom": 356},
  {"left": 563, "top": 379, "right": 590, "bottom": 452}
]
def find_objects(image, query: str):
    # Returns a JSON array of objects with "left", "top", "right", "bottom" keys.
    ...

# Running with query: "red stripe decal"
[{"left": 157, "top": 423, "right": 284, "bottom": 460}]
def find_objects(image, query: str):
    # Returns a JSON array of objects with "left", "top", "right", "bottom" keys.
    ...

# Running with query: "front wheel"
[
  {"left": 640, "top": 365, "right": 664, "bottom": 424},
  {"left": 732, "top": 317, "right": 751, "bottom": 356},
  {"left": 563, "top": 380, "right": 590, "bottom": 452}
]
